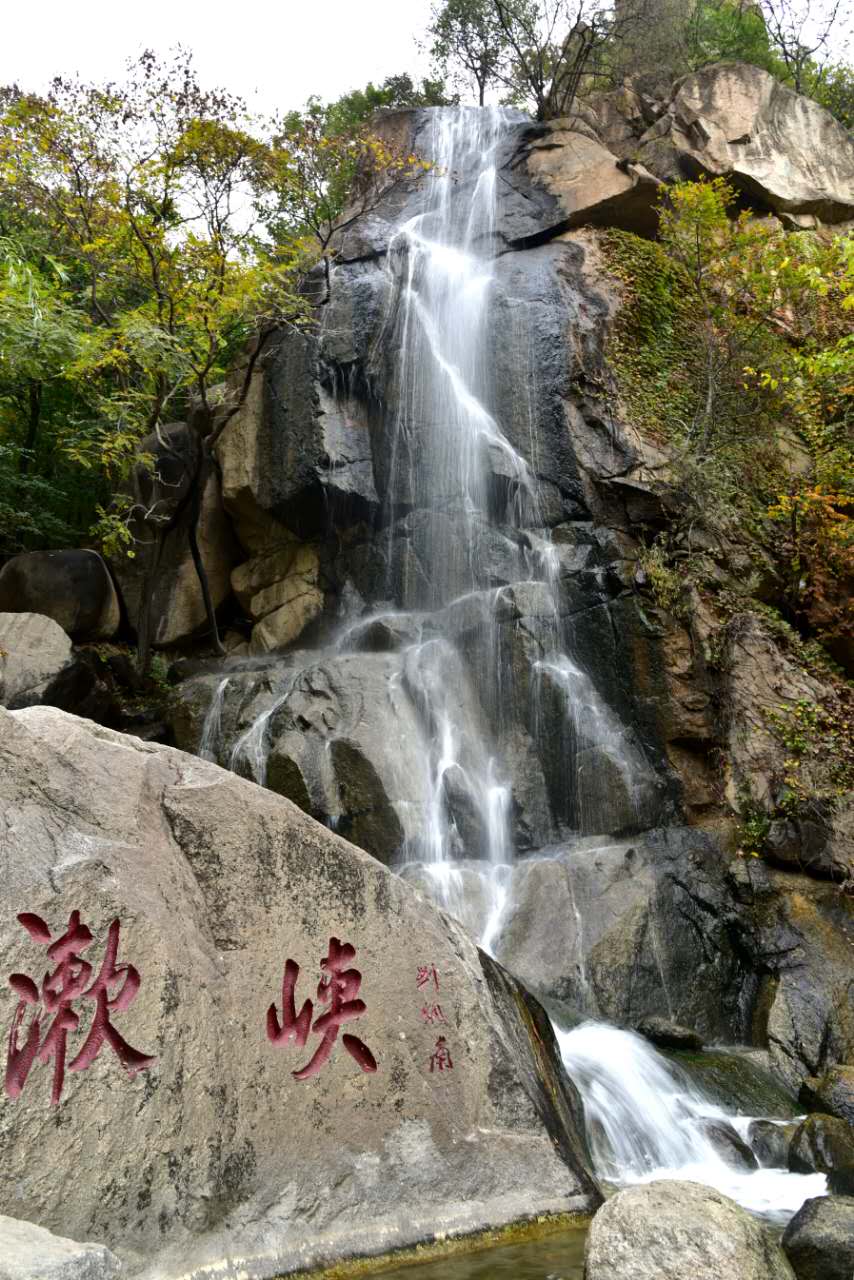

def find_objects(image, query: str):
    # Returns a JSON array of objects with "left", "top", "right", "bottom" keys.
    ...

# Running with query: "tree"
[
  {"left": 428, "top": 0, "right": 508, "bottom": 105},
  {"left": 491, "top": 0, "right": 651, "bottom": 121},
  {"left": 0, "top": 52, "right": 305, "bottom": 666},
  {"left": 0, "top": 55, "right": 431, "bottom": 668},
  {"left": 759, "top": 0, "right": 849, "bottom": 94}
]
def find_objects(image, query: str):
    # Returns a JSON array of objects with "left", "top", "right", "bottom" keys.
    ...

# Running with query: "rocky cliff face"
[
  {"left": 1, "top": 61, "right": 852, "bottom": 1277},
  {"left": 162, "top": 80, "right": 854, "bottom": 1090}
]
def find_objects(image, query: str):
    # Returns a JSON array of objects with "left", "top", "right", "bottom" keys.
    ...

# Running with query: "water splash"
[{"left": 558, "top": 1021, "right": 825, "bottom": 1221}]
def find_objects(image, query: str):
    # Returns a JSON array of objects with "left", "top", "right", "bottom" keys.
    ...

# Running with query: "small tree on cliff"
[{"left": 428, "top": 0, "right": 509, "bottom": 105}]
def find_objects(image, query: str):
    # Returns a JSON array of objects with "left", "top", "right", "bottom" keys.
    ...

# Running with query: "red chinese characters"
[
  {"left": 5, "top": 911, "right": 156, "bottom": 1106},
  {"left": 416, "top": 964, "right": 455, "bottom": 1072},
  {"left": 420, "top": 1002, "right": 447, "bottom": 1026},
  {"left": 416, "top": 964, "right": 440, "bottom": 992},
  {"left": 429, "top": 1036, "right": 453, "bottom": 1072},
  {"left": 267, "top": 937, "right": 378, "bottom": 1081}
]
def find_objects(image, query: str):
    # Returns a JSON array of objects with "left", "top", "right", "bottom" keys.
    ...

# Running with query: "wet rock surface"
[
  {"left": 0, "top": 704, "right": 599, "bottom": 1279},
  {"left": 636, "top": 1016, "right": 704, "bottom": 1051},
  {"left": 748, "top": 1120, "right": 799, "bottom": 1169},
  {"left": 584, "top": 1180, "right": 796, "bottom": 1280},
  {"left": 781, "top": 1194, "right": 854, "bottom": 1280},
  {"left": 799, "top": 1067, "right": 854, "bottom": 1126},
  {"left": 788, "top": 1114, "right": 854, "bottom": 1194}
]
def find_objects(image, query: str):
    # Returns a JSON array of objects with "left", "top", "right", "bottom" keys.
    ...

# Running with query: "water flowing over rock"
[{"left": 0, "top": 704, "right": 600, "bottom": 1278}]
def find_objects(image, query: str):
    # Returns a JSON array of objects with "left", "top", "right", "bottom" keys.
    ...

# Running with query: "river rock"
[
  {"left": 789, "top": 1114, "right": 854, "bottom": 1193},
  {"left": 636, "top": 62, "right": 854, "bottom": 227},
  {"left": 702, "top": 1119, "right": 759, "bottom": 1171},
  {"left": 0, "top": 550, "right": 120, "bottom": 641},
  {"left": 781, "top": 1194, "right": 854, "bottom": 1280},
  {"left": 799, "top": 1066, "right": 854, "bottom": 1125},
  {"left": 584, "top": 1180, "right": 796, "bottom": 1280},
  {"left": 748, "top": 1120, "right": 799, "bottom": 1168},
  {"left": 0, "top": 1214, "right": 121, "bottom": 1280},
  {"left": 0, "top": 613, "right": 73, "bottom": 709},
  {"left": 0, "top": 704, "right": 599, "bottom": 1278},
  {"left": 636, "top": 1015, "right": 704, "bottom": 1051}
]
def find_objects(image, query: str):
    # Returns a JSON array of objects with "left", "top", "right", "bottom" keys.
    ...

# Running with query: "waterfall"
[
  {"left": 198, "top": 677, "right": 229, "bottom": 762},
  {"left": 558, "top": 1022, "right": 825, "bottom": 1220}
]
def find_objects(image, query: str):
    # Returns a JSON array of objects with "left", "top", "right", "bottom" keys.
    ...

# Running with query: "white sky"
[{"left": 0, "top": 0, "right": 436, "bottom": 114}]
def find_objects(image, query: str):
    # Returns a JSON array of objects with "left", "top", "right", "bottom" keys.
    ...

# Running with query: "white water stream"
[
  {"left": 558, "top": 1022, "right": 825, "bottom": 1220},
  {"left": 192, "top": 107, "right": 826, "bottom": 1226}
]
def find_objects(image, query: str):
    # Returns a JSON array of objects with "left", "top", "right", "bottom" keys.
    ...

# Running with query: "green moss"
[{"left": 599, "top": 228, "right": 700, "bottom": 447}]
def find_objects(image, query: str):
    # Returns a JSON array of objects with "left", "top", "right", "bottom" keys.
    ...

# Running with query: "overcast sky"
[{"left": 0, "top": 0, "right": 436, "bottom": 113}]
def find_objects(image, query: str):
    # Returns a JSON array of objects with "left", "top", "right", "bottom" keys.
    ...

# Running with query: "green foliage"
[
  {"left": 0, "top": 52, "right": 421, "bottom": 565},
  {"left": 428, "top": 0, "right": 508, "bottom": 105},
  {"left": 685, "top": 0, "right": 787, "bottom": 76},
  {"left": 604, "top": 179, "right": 853, "bottom": 645},
  {"left": 735, "top": 800, "right": 772, "bottom": 856},
  {"left": 599, "top": 226, "right": 700, "bottom": 445},
  {"left": 764, "top": 695, "right": 854, "bottom": 807},
  {"left": 812, "top": 62, "right": 854, "bottom": 129}
]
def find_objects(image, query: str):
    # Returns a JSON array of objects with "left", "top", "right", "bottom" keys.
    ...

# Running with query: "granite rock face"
[
  {"left": 584, "top": 1180, "right": 796, "bottom": 1280},
  {"left": 635, "top": 62, "right": 854, "bottom": 227},
  {"left": 0, "top": 1215, "right": 120, "bottom": 1280},
  {"left": 0, "top": 704, "right": 599, "bottom": 1280},
  {"left": 0, "top": 613, "right": 73, "bottom": 709},
  {"left": 0, "top": 550, "right": 120, "bottom": 642}
]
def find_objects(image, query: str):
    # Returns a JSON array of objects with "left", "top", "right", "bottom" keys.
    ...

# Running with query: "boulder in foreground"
[
  {"left": 585, "top": 1179, "right": 796, "bottom": 1280},
  {"left": 781, "top": 1194, "right": 854, "bottom": 1280},
  {"left": 0, "top": 1214, "right": 120, "bottom": 1280},
  {"left": 0, "top": 705, "right": 599, "bottom": 1280}
]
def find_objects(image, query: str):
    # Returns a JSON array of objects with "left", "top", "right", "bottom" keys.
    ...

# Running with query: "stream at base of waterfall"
[{"left": 190, "top": 106, "right": 825, "bottom": 1228}]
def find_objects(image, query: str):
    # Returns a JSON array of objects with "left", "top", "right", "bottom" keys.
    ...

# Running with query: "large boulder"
[
  {"left": 0, "top": 613, "right": 73, "bottom": 709},
  {"left": 110, "top": 423, "right": 237, "bottom": 648},
  {"left": 501, "top": 122, "right": 662, "bottom": 245},
  {"left": 789, "top": 1114, "right": 854, "bottom": 1193},
  {"left": 0, "top": 1214, "right": 120, "bottom": 1280},
  {"left": 782, "top": 1195, "right": 854, "bottom": 1280},
  {"left": 0, "top": 550, "right": 120, "bottom": 641},
  {"left": 584, "top": 1180, "right": 796, "bottom": 1280},
  {"left": 0, "top": 705, "right": 599, "bottom": 1279},
  {"left": 636, "top": 62, "right": 854, "bottom": 227},
  {"left": 800, "top": 1066, "right": 854, "bottom": 1126}
]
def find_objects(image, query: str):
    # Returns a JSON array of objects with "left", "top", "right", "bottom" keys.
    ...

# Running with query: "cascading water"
[
  {"left": 183, "top": 106, "right": 825, "bottom": 1227},
  {"left": 557, "top": 1022, "right": 825, "bottom": 1220}
]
